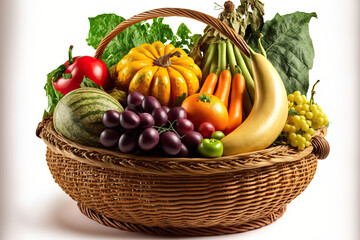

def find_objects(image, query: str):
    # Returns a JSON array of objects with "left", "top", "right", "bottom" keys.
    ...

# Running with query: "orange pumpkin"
[{"left": 114, "top": 42, "right": 202, "bottom": 106}]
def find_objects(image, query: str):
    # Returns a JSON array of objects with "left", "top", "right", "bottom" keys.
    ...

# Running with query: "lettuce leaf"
[
  {"left": 247, "top": 12, "right": 317, "bottom": 95},
  {"left": 87, "top": 14, "right": 195, "bottom": 68}
]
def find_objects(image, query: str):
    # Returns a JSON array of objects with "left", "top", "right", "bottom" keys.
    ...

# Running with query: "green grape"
[
  {"left": 300, "top": 119, "right": 307, "bottom": 126},
  {"left": 324, "top": 117, "right": 329, "bottom": 125},
  {"left": 298, "top": 143, "right": 305, "bottom": 150},
  {"left": 290, "top": 125, "right": 296, "bottom": 133},
  {"left": 280, "top": 87, "right": 328, "bottom": 151},
  {"left": 306, "top": 112, "right": 313, "bottom": 119},
  {"left": 304, "top": 134, "right": 311, "bottom": 141},
  {"left": 307, "top": 128, "right": 315, "bottom": 135},
  {"left": 303, "top": 104, "right": 310, "bottom": 111},
  {"left": 301, "top": 95, "right": 307, "bottom": 102},
  {"left": 291, "top": 140, "right": 298, "bottom": 147},
  {"left": 312, "top": 109, "right": 320, "bottom": 116},
  {"left": 294, "top": 91, "right": 301, "bottom": 97},
  {"left": 289, "top": 133, "right": 296, "bottom": 140},
  {"left": 317, "top": 117, "right": 324, "bottom": 124},
  {"left": 295, "top": 96, "right": 303, "bottom": 105},
  {"left": 310, "top": 104, "right": 317, "bottom": 112},
  {"left": 293, "top": 115, "right": 300, "bottom": 123},
  {"left": 302, "top": 125, "right": 309, "bottom": 132},
  {"left": 295, "top": 105, "right": 303, "bottom": 112}
]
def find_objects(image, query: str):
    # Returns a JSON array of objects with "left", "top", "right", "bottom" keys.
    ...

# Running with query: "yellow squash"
[
  {"left": 221, "top": 50, "right": 288, "bottom": 155},
  {"left": 114, "top": 41, "right": 202, "bottom": 106}
]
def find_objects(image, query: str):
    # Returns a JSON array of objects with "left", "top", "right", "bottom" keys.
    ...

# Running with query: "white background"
[{"left": 1, "top": 0, "right": 359, "bottom": 239}]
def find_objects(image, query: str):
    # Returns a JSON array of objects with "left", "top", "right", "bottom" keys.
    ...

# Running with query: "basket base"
[{"left": 77, "top": 203, "right": 287, "bottom": 236}]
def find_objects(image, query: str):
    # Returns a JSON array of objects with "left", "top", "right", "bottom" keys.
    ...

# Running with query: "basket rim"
[{"left": 37, "top": 115, "right": 327, "bottom": 175}]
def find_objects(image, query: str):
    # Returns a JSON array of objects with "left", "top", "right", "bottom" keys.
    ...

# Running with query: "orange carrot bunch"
[{"left": 199, "top": 70, "right": 246, "bottom": 135}]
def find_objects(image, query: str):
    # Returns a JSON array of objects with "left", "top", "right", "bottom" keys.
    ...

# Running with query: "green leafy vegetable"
[
  {"left": 175, "top": 93, "right": 187, "bottom": 107},
  {"left": 189, "top": 0, "right": 265, "bottom": 70},
  {"left": 80, "top": 76, "right": 104, "bottom": 90},
  {"left": 247, "top": 12, "right": 317, "bottom": 95},
  {"left": 62, "top": 73, "right": 72, "bottom": 79},
  {"left": 288, "top": 109, "right": 299, "bottom": 116},
  {"left": 87, "top": 14, "right": 196, "bottom": 68},
  {"left": 43, "top": 69, "right": 64, "bottom": 118},
  {"left": 171, "top": 23, "right": 192, "bottom": 52}
]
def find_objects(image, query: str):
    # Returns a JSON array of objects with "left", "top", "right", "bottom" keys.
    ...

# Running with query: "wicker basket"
[{"left": 36, "top": 8, "right": 330, "bottom": 236}]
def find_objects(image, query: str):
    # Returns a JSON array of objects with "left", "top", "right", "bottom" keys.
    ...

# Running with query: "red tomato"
[
  {"left": 198, "top": 122, "right": 216, "bottom": 138},
  {"left": 52, "top": 46, "right": 112, "bottom": 95}
]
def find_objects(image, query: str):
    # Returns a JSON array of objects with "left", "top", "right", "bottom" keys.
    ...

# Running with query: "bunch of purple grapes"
[{"left": 100, "top": 92, "right": 203, "bottom": 157}]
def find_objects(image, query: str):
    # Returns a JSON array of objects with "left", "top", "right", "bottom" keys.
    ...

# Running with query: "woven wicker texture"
[
  {"left": 46, "top": 148, "right": 317, "bottom": 229},
  {"left": 37, "top": 7, "right": 330, "bottom": 236},
  {"left": 78, "top": 203, "right": 287, "bottom": 236},
  {"left": 37, "top": 115, "right": 327, "bottom": 234}
]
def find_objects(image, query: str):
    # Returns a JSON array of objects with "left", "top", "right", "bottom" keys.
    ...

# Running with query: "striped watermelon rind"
[{"left": 53, "top": 88, "right": 124, "bottom": 147}]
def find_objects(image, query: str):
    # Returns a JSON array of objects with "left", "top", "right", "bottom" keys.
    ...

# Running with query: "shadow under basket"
[{"left": 36, "top": 115, "right": 329, "bottom": 236}]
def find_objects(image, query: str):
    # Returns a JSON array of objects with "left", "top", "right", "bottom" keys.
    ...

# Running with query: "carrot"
[
  {"left": 199, "top": 73, "right": 218, "bottom": 95},
  {"left": 214, "top": 70, "right": 231, "bottom": 108},
  {"left": 224, "top": 74, "right": 246, "bottom": 135}
]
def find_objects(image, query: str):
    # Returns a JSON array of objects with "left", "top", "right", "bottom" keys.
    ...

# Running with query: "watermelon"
[{"left": 53, "top": 88, "right": 124, "bottom": 147}]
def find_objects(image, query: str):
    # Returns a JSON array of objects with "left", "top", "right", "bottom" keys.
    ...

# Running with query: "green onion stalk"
[{"left": 189, "top": 0, "right": 265, "bottom": 117}]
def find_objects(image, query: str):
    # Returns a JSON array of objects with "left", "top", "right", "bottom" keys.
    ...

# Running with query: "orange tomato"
[{"left": 181, "top": 93, "right": 229, "bottom": 131}]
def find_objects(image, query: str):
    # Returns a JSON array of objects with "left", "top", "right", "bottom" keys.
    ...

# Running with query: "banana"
[{"left": 221, "top": 50, "right": 288, "bottom": 155}]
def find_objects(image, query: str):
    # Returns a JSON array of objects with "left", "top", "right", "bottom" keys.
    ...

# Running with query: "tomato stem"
[
  {"left": 68, "top": 45, "right": 74, "bottom": 65},
  {"left": 198, "top": 93, "right": 212, "bottom": 103}
]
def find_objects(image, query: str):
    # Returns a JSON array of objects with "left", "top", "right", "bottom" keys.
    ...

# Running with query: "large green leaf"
[{"left": 248, "top": 12, "right": 317, "bottom": 95}]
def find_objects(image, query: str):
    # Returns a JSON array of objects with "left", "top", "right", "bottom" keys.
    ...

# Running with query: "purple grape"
[
  {"left": 119, "top": 111, "right": 141, "bottom": 130},
  {"left": 100, "top": 129, "right": 120, "bottom": 147},
  {"left": 139, "top": 113, "right": 155, "bottom": 128},
  {"left": 141, "top": 96, "right": 161, "bottom": 113},
  {"left": 138, "top": 128, "right": 159, "bottom": 151},
  {"left": 118, "top": 132, "right": 137, "bottom": 153},
  {"left": 127, "top": 92, "right": 144, "bottom": 108},
  {"left": 125, "top": 105, "right": 141, "bottom": 115},
  {"left": 160, "top": 132, "right": 182, "bottom": 156},
  {"left": 182, "top": 131, "right": 203, "bottom": 150},
  {"left": 152, "top": 108, "right": 168, "bottom": 126},
  {"left": 102, "top": 110, "right": 121, "bottom": 128},
  {"left": 178, "top": 143, "right": 190, "bottom": 157},
  {"left": 167, "top": 107, "right": 187, "bottom": 122},
  {"left": 162, "top": 106, "right": 170, "bottom": 113},
  {"left": 176, "top": 118, "right": 194, "bottom": 135}
]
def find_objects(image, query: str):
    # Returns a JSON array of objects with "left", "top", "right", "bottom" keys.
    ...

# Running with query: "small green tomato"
[
  {"left": 210, "top": 131, "right": 225, "bottom": 140},
  {"left": 197, "top": 139, "right": 223, "bottom": 158}
]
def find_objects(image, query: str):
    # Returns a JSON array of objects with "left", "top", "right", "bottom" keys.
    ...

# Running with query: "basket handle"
[
  {"left": 94, "top": 8, "right": 250, "bottom": 59},
  {"left": 311, "top": 136, "right": 330, "bottom": 160}
]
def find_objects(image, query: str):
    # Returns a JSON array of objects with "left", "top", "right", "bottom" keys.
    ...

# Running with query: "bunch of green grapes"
[{"left": 281, "top": 82, "right": 329, "bottom": 150}]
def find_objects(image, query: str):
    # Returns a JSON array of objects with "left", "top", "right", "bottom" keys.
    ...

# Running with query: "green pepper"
[
  {"left": 197, "top": 139, "right": 223, "bottom": 158},
  {"left": 210, "top": 131, "right": 225, "bottom": 140}
]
